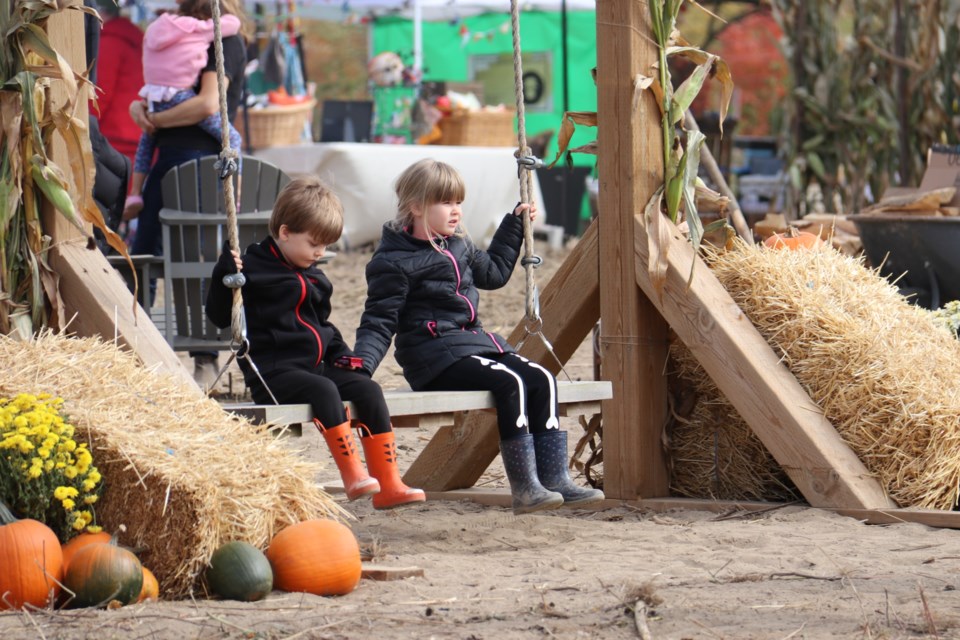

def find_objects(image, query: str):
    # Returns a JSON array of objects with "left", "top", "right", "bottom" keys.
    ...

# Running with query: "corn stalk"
[
  {"left": 551, "top": 1, "right": 733, "bottom": 292},
  {"left": 0, "top": 0, "right": 129, "bottom": 338},
  {"left": 772, "top": 0, "right": 954, "bottom": 215}
]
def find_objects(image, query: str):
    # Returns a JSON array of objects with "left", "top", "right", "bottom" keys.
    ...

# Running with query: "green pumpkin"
[
  {"left": 64, "top": 541, "right": 143, "bottom": 608},
  {"left": 206, "top": 541, "right": 273, "bottom": 601}
]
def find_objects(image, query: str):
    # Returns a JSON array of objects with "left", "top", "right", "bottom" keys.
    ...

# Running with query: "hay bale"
[
  {"left": 667, "top": 340, "right": 800, "bottom": 503},
  {"left": 0, "top": 332, "right": 348, "bottom": 597},
  {"left": 666, "top": 243, "right": 960, "bottom": 510}
]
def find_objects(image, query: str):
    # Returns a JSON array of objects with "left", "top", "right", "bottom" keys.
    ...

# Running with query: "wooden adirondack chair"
[{"left": 159, "top": 156, "right": 291, "bottom": 351}]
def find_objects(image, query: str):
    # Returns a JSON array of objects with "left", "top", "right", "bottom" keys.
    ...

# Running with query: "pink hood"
[{"left": 142, "top": 13, "right": 241, "bottom": 89}]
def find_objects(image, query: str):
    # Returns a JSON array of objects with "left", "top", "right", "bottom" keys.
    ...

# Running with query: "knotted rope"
[
  {"left": 509, "top": 0, "right": 540, "bottom": 325},
  {"left": 211, "top": 0, "right": 243, "bottom": 346}
]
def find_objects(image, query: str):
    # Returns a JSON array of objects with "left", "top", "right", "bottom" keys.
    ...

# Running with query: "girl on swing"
[
  {"left": 205, "top": 176, "right": 425, "bottom": 510},
  {"left": 354, "top": 159, "right": 604, "bottom": 515}
]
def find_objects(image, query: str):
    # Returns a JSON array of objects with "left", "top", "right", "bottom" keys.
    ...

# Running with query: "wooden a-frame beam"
[
  {"left": 633, "top": 216, "right": 893, "bottom": 509},
  {"left": 403, "top": 221, "right": 601, "bottom": 490},
  {"left": 42, "top": 12, "right": 197, "bottom": 391}
]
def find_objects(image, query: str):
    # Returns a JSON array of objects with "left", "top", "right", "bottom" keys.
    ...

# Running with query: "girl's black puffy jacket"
[
  {"left": 205, "top": 237, "right": 354, "bottom": 382},
  {"left": 354, "top": 213, "right": 524, "bottom": 390}
]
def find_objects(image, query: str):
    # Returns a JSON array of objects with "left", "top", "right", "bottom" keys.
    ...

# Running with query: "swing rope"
[
  {"left": 509, "top": 0, "right": 538, "bottom": 324},
  {"left": 205, "top": 0, "right": 279, "bottom": 402},
  {"left": 508, "top": 0, "right": 571, "bottom": 381},
  {"left": 210, "top": 0, "right": 243, "bottom": 345}
]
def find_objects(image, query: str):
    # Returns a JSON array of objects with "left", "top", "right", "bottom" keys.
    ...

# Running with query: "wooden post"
[
  {"left": 42, "top": 11, "right": 196, "bottom": 390},
  {"left": 596, "top": 0, "right": 669, "bottom": 498}
]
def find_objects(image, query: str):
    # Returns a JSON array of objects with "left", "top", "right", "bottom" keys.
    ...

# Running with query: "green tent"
[{"left": 371, "top": 9, "right": 597, "bottom": 167}]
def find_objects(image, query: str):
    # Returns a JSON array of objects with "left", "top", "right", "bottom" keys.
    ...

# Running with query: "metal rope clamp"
[
  {"left": 520, "top": 255, "right": 542, "bottom": 268},
  {"left": 516, "top": 154, "right": 543, "bottom": 172},
  {"left": 215, "top": 149, "right": 240, "bottom": 180},
  {"left": 223, "top": 272, "right": 246, "bottom": 288}
]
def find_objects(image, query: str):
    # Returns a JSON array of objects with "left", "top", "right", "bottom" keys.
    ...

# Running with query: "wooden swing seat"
[{"left": 223, "top": 379, "right": 612, "bottom": 435}]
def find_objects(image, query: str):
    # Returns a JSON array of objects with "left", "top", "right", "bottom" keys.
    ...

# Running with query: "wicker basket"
[
  {"left": 437, "top": 109, "right": 516, "bottom": 147},
  {"left": 235, "top": 100, "right": 316, "bottom": 149}
]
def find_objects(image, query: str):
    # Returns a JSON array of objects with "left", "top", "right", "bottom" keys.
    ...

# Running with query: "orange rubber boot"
[
  {"left": 360, "top": 431, "right": 426, "bottom": 509},
  {"left": 316, "top": 420, "right": 380, "bottom": 500}
]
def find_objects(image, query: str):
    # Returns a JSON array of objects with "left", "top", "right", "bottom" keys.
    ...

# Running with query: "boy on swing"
[
  {"left": 205, "top": 176, "right": 425, "bottom": 509},
  {"left": 354, "top": 159, "right": 604, "bottom": 514}
]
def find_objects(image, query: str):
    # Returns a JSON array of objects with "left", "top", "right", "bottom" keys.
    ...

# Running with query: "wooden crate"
[{"left": 437, "top": 109, "right": 516, "bottom": 147}]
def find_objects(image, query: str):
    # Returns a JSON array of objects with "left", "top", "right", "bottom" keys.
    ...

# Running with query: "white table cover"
[{"left": 253, "top": 142, "right": 547, "bottom": 249}]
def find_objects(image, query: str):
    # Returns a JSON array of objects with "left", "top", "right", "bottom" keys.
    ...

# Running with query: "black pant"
[
  {"left": 249, "top": 365, "right": 391, "bottom": 434},
  {"left": 423, "top": 353, "right": 560, "bottom": 441}
]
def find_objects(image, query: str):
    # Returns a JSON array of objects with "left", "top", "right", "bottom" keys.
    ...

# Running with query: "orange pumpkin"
[
  {"left": 763, "top": 231, "right": 824, "bottom": 250},
  {"left": 138, "top": 567, "right": 159, "bottom": 602},
  {"left": 61, "top": 531, "right": 112, "bottom": 573},
  {"left": 0, "top": 499, "right": 63, "bottom": 610},
  {"left": 266, "top": 520, "right": 361, "bottom": 596}
]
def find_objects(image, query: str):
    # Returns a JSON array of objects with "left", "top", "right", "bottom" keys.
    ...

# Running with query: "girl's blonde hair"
[
  {"left": 270, "top": 176, "right": 343, "bottom": 245},
  {"left": 393, "top": 159, "right": 467, "bottom": 244}
]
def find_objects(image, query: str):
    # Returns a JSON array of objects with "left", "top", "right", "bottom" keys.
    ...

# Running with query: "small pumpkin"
[
  {"left": 61, "top": 531, "right": 112, "bottom": 573},
  {"left": 64, "top": 538, "right": 143, "bottom": 608},
  {"left": 0, "top": 499, "right": 63, "bottom": 610},
  {"left": 206, "top": 541, "right": 273, "bottom": 601},
  {"left": 138, "top": 567, "right": 159, "bottom": 602},
  {"left": 266, "top": 520, "right": 361, "bottom": 596},
  {"left": 763, "top": 231, "right": 824, "bottom": 250}
]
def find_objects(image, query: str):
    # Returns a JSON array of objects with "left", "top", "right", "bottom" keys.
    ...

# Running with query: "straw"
[
  {"left": 0, "top": 332, "right": 348, "bottom": 597},
  {"left": 666, "top": 242, "right": 960, "bottom": 510}
]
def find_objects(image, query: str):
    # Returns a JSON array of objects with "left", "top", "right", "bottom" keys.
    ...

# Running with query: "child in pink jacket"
[{"left": 124, "top": 0, "right": 243, "bottom": 218}]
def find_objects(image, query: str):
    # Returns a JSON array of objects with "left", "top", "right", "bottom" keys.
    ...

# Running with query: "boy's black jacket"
[
  {"left": 206, "top": 236, "right": 354, "bottom": 380},
  {"left": 354, "top": 213, "right": 523, "bottom": 390}
]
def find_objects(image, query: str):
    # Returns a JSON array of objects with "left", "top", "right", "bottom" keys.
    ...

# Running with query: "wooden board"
[
  {"left": 42, "top": 12, "right": 195, "bottom": 391},
  {"left": 596, "top": 0, "right": 670, "bottom": 499},
  {"left": 403, "top": 223, "right": 602, "bottom": 491},
  {"left": 361, "top": 564, "right": 425, "bottom": 581},
  {"left": 632, "top": 216, "right": 892, "bottom": 510},
  {"left": 223, "top": 380, "right": 612, "bottom": 426}
]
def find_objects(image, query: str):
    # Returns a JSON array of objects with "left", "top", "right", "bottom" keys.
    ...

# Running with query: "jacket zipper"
[
  {"left": 270, "top": 244, "right": 324, "bottom": 366},
  {"left": 294, "top": 273, "right": 324, "bottom": 367},
  {"left": 442, "top": 249, "right": 476, "bottom": 323}
]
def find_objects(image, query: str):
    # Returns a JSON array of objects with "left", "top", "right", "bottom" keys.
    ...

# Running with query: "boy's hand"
[{"left": 512, "top": 201, "right": 538, "bottom": 223}]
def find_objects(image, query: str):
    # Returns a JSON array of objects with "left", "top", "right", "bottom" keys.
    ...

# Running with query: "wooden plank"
[
  {"left": 597, "top": 0, "right": 669, "bottom": 499},
  {"left": 223, "top": 381, "right": 612, "bottom": 426},
  {"left": 361, "top": 564, "right": 425, "bottom": 581},
  {"left": 40, "top": 12, "right": 196, "bottom": 391},
  {"left": 404, "top": 221, "right": 602, "bottom": 491},
  {"left": 632, "top": 216, "right": 892, "bottom": 510}
]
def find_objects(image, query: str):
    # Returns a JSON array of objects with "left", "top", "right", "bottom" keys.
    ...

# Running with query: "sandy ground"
[{"left": 2, "top": 241, "right": 960, "bottom": 639}]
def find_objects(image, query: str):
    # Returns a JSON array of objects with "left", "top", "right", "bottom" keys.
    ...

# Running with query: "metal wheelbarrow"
[{"left": 853, "top": 215, "right": 960, "bottom": 310}]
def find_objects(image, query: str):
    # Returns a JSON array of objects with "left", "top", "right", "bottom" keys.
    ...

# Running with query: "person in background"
[
  {"left": 354, "top": 159, "right": 604, "bottom": 515},
  {"left": 128, "top": 0, "right": 250, "bottom": 387},
  {"left": 95, "top": 0, "right": 144, "bottom": 166},
  {"left": 122, "top": 0, "right": 243, "bottom": 220}
]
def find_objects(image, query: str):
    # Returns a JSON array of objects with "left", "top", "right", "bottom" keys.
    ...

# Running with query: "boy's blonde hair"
[
  {"left": 393, "top": 159, "right": 467, "bottom": 240},
  {"left": 270, "top": 176, "right": 343, "bottom": 245}
]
